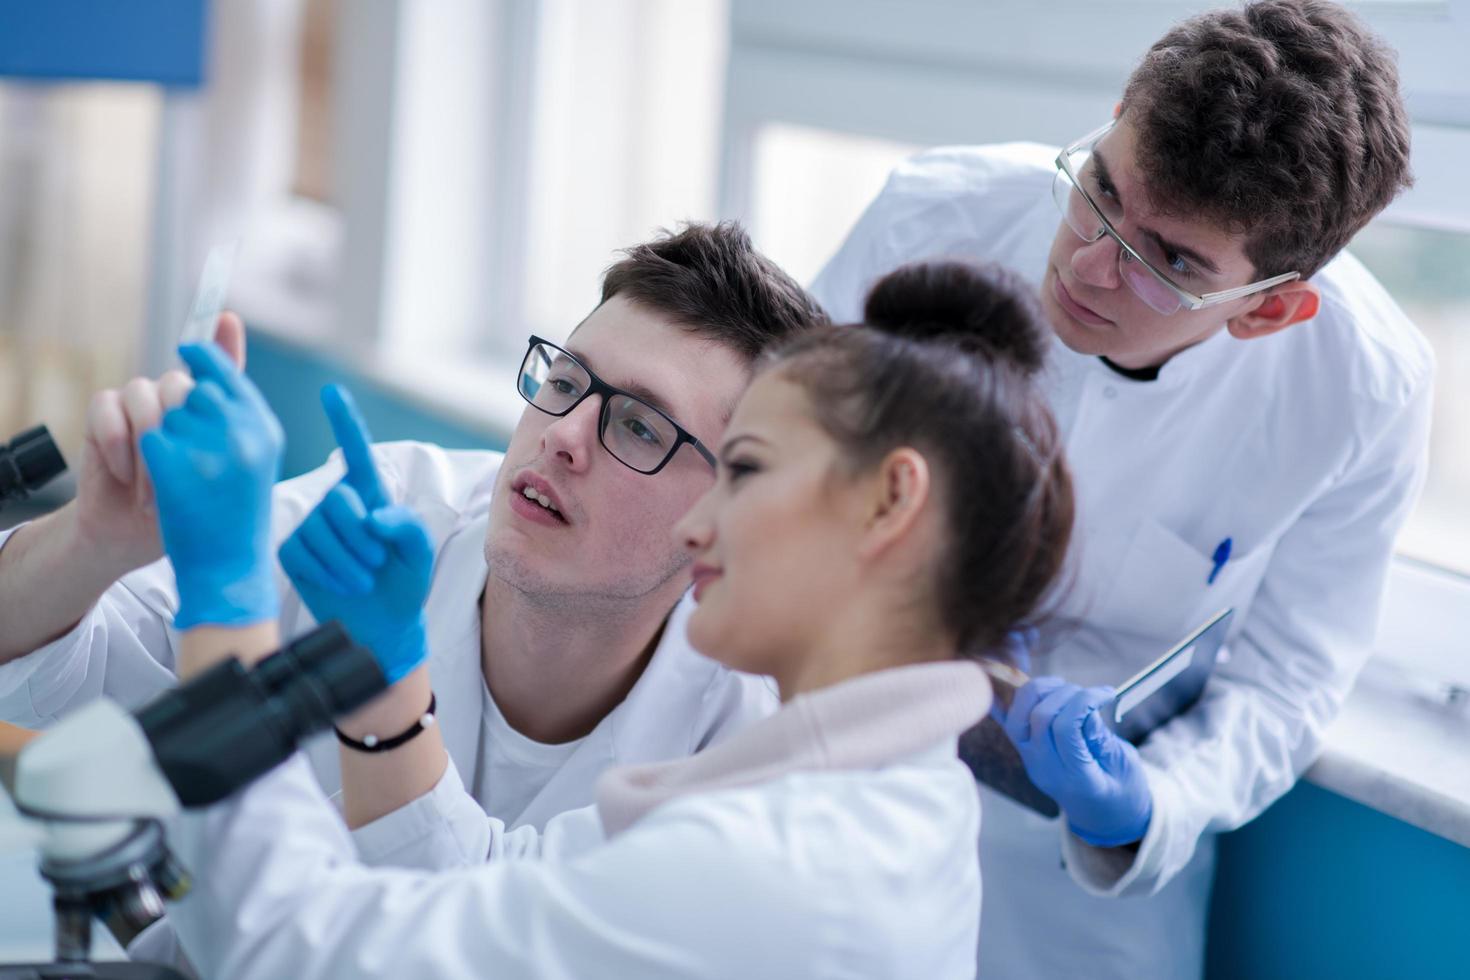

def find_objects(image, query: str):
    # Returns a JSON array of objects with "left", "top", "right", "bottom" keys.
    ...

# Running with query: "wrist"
[
  {"left": 1068, "top": 792, "right": 1153, "bottom": 849},
  {"left": 337, "top": 692, "right": 435, "bottom": 752},
  {"left": 46, "top": 505, "right": 141, "bottom": 593},
  {"left": 372, "top": 620, "right": 429, "bottom": 685},
  {"left": 337, "top": 664, "right": 432, "bottom": 740},
  {"left": 69, "top": 500, "right": 160, "bottom": 578},
  {"left": 178, "top": 621, "right": 283, "bottom": 680},
  {"left": 173, "top": 564, "right": 279, "bottom": 631}
]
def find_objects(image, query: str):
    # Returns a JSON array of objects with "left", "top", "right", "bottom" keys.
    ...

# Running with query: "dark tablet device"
[{"left": 1104, "top": 608, "right": 1233, "bottom": 743}]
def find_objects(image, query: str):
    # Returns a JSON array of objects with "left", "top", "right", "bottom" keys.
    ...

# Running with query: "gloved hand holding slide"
[{"left": 140, "top": 342, "right": 285, "bottom": 629}]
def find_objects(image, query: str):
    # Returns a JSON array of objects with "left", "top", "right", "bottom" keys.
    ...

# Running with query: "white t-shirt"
[{"left": 473, "top": 677, "right": 587, "bottom": 828}]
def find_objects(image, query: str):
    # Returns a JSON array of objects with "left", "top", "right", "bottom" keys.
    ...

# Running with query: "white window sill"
[{"left": 1306, "top": 655, "right": 1470, "bottom": 847}]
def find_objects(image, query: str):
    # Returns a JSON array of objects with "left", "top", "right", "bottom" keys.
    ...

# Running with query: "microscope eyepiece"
[
  {"left": 135, "top": 622, "right": 387, "bottom": 808},
  {"left": 0, "top": 425, "right": 67, "bottom": 505}
]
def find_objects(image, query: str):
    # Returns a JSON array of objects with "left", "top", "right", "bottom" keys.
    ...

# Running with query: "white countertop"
[{"left": 1306, "top": 657, "right": 1470, "bottom": 846}]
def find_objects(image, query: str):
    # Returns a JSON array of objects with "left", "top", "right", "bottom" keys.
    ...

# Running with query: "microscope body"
[
  {"left": 3, "top": 625, "right": 384, "bottom": 977},
  {"left": 0, "top": 424, "right": 384, "bottom": 974}
]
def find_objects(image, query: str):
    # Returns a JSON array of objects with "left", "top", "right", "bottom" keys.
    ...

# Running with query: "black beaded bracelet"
[{"left": 335, "top": 693, "right": 437, "bottom": 753}]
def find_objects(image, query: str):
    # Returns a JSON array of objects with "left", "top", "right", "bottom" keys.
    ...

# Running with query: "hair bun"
[{"left": 862, "top": 261, "right": 1049, "bottom": 375}]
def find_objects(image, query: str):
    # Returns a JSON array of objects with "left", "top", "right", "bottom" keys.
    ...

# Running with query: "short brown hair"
[
  {"left": 600, "top": 222, "right": 828, "bottom": 363},
  {"left": 1121, "top": 0, "right": 1412, "bottom": 279}
]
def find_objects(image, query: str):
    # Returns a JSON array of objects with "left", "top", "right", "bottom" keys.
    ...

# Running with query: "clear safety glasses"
[
  {"left": 1051, "top": 121, "right": 1300, "bottom": 316},
  {"left": 516, "top": 336, "right": 717, "bottom": 476}
]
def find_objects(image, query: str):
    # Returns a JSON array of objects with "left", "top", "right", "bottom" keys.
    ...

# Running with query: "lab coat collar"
[
  {"left": 1048, "top": 318, "right": 1239, "bottom": 392},
  {"left": 595, "top": 659, "right": 992, "bottom": 837}
]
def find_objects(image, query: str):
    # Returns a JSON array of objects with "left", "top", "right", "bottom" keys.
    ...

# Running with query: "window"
[
  {"left": 326, "top": 0, "right": 729, "bottom": 371},
  {"left": 0, "top": 83, "right": 159, "bottom": 457},
  {"left": 750, "top": 124, "right": 918, "bottom": 288},
  {"left": 1350, "top": 223, "right": 1470, "bottom": 578}
]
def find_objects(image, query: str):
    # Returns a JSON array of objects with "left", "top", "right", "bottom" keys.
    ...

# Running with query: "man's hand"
[
  {"left": 0, "top": 315, "right": 249, "bottom": 664},
  {"left": 72, "top": 314, "right": 247, "bottom": 575},
  {"left": 278, "top": 385, "right": 434, "bottom": 685},
  {"left": 996, "top": 678, "right": 1153, "bottom": 848}
]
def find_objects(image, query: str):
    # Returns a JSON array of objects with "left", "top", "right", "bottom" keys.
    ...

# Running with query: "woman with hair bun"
[{"left": 154, "top": 261, "right": 1075, "bottom": 979}]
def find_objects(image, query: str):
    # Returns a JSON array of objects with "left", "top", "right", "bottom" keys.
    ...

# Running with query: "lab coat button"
[{"left": 1103, "top": 386, "right": 1118, "bottom": 399}]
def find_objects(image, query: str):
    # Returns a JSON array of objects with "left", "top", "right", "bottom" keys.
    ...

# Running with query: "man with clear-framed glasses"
[
  {"left": 1051, "top": 121, "right": 1303, "bottom": 320},
  {"left": 813, "top": 2, "right": 1432, "bottom": 978}
]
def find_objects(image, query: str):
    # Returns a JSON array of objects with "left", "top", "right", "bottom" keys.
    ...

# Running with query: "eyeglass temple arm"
[
  {"left": 1196, "top": 271, "right": 1302, "bottom": 305},
  {"left": 689, "top": 438, "right": 717, "bottom": 470}
]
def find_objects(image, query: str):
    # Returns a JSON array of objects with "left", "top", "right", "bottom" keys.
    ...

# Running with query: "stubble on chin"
[{"left": 482, "top": 535, "right": 691, "bottom": 610}]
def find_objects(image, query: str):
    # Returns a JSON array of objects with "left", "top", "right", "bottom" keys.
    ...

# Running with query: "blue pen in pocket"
[{"left": 1207, "top": 537, "right": 1232, "bottom": 585}]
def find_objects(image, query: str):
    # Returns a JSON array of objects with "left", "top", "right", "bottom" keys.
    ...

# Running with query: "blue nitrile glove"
[
  {"left": 996, "top": 678, "right": 1154, "bottom": 848},
  {"left": 140, "top": 343, "right": 284, "bottom": 629},
  {"left": 277, "top": 385, "right": 434, "bottom": 683}
]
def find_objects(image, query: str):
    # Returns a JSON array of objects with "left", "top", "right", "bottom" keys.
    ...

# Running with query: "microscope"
[
  {"left": 0, "top": 425, "right": 67, "bottom": 509},
  {"left": 0, "top": 422, "right": 388, "bottom": 978},
  {"left": 1, "top": 623, "right": 387, "bottom": 980}
]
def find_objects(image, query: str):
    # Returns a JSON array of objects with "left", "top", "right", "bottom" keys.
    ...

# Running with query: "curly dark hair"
[{"left": 1121, "top": 0, "right": 1412, "bottom": 279}]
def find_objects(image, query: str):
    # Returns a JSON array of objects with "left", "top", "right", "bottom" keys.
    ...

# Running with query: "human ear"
[
  {"left": 1226, "top": 282, "right": 1321, "bottom": 342},
  {"left": 857, "top": 448, "right": 931, "bottom": 562}
]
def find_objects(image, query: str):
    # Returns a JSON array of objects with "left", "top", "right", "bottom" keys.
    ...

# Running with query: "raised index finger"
[{"left": 322, "top": 384, "right": 387, "bottom": 509}]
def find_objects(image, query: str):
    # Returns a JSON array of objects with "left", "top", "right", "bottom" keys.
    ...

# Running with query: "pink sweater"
[{"left": 596, "top": 659, "right": 994, "bottom": 837}]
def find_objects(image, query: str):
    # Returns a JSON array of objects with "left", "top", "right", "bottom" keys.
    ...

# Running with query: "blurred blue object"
[{"left": 0, "top": 0, "right": 206, "bottom": 86}]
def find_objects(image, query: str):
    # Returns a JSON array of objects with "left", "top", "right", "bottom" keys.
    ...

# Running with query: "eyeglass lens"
[
  {"left": 1053, "top": 153, "right": 1185, "bottom": 316},
  {"left": 518, "top": 343, "right": 680, "bottom": 473}
]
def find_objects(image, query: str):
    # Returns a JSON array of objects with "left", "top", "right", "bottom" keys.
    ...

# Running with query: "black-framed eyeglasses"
[{"left": 516, "top": 336, "right": 717, "bottom": 475}]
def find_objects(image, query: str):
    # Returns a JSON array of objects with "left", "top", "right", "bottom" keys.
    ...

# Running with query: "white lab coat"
[
  {"left": 810, "top": 143, "right": 1434, "bottom": 979},
  {"left": 0, "top": 443, "right": 776, "bottom": 961},
  {"left": 163, "top": 738, "right": 981, "bottom": 979}
]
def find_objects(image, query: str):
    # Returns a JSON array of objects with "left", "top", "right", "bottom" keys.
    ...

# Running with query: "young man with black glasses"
[
  {"left": 812, "top": 2, "right": 1431, "bottom": 977},
  {"left": 0, "top": 222, "right": 826, "bottom": 962}
]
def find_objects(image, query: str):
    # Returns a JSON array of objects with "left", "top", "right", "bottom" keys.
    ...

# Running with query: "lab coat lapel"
[{"left": 421, "top": 511, "right": 491, "bottom": 783}]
